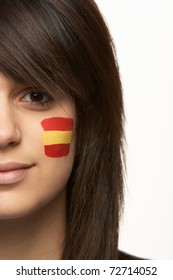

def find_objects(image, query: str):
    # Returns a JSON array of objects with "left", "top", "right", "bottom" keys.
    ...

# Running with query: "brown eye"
[
  {"left": 21, "top": 91, "right": 53, "bottom": 106},
  {"left": 29, "top": 92, "right": 45, "bottom": 102}
]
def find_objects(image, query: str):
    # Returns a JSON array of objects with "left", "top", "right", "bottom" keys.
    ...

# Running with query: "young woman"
[{"left": 0, "top": 0, "right": 135, "bottom": 259}]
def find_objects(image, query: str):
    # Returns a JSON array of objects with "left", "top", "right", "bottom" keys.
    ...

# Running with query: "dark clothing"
[{"left": 118, "top": 250, "right": 147, "bottom": 260}]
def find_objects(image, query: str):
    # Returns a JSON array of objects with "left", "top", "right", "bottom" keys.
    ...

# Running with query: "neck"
[{"left": 0, "top": 189, "right": 66, "bottom": 260}]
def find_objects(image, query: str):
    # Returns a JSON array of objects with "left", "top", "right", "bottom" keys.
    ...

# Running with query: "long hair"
[{"left": 0, "top": 0, "right": 126, "bottom": 259}]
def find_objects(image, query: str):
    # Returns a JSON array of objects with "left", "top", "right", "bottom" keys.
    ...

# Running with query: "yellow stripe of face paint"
[{"left": 43, "top": 130, "right": 72, "bottom": 145}]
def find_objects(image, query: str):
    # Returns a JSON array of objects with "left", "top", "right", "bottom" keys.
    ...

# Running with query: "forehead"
[{"left": 0, "top": 73, "right": 25, "bottom": 91}]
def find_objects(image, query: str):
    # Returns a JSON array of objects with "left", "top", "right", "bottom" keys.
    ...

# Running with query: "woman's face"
[{"left": 0, "top": 73, "right": 76, "bottom": 219}]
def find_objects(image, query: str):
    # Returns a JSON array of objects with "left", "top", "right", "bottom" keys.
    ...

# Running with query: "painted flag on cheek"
[{"left": 41, "top": 117, "right": 73, "bottom": 158}]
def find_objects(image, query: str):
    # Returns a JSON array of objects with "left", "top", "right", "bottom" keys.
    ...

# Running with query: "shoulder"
[{"left": 118, "top": 250, "right": 147, "bottom": 260}]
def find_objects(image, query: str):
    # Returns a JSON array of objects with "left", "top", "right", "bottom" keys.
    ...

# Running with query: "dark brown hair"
[{"left": 0, "top": 0, "right": 126, "bottom": 259}]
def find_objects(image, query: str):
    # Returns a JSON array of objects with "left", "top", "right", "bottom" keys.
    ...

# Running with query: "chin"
[
  {"left": 0, "top": 201, "right": 45, "bottom": 221},
  {"left": 0, "top": 207, "right": 33, "bottom": 221}
]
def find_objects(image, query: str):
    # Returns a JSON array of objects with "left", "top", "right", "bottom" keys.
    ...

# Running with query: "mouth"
[{"left": 0, "top": 162, "right": 35, "bottom": 185}]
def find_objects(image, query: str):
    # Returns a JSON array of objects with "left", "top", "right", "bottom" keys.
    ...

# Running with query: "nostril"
[
  {"left": 9, "top": 141, "right": 19, "bottom": 146},
  {"left": 0, "top": 126, "right": 21, "bottom": 148}
]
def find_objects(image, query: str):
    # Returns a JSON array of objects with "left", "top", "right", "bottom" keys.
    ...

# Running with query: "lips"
[{"left": 0, "top": 162, "right": 34, "bottom": 185}]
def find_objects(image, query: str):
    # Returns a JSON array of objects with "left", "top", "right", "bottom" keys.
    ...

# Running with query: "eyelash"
[{"left": 20, "top": 90, "right": 54, "bottom": 108}]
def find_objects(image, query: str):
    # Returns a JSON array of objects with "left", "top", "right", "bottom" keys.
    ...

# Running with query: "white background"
[{"left": 95, "top": 0, "right": 173, "bottom": 259}]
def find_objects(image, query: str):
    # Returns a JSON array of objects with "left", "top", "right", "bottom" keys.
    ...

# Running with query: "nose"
[{"left": 0, "top": 106, "right": 21, "bottom": 149}]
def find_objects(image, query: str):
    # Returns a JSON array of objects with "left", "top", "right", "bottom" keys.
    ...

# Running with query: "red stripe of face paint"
[
  {"left": 44, "top": 144, "right": 70, "bottom": 158},
  {"left": 41, "top": 117, "right": 73, "bottom": 131}
]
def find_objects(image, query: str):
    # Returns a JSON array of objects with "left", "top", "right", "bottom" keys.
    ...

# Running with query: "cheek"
[{"left": 41, "top": 117, "right": 74, "bottom": 158}]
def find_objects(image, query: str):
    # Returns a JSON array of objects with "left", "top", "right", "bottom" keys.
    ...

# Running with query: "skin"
[{"left": 0, "top": 73, "right": 76, "bottom": 259}]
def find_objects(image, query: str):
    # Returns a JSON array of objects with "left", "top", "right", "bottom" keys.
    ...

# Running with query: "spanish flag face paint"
[{"left": 41, "top": 117, "right": 74, "bottom": 158}]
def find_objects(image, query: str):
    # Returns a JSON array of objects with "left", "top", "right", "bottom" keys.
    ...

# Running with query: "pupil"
[{"left": 30, "top": 92, "right": 43, "bottom": 102}]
